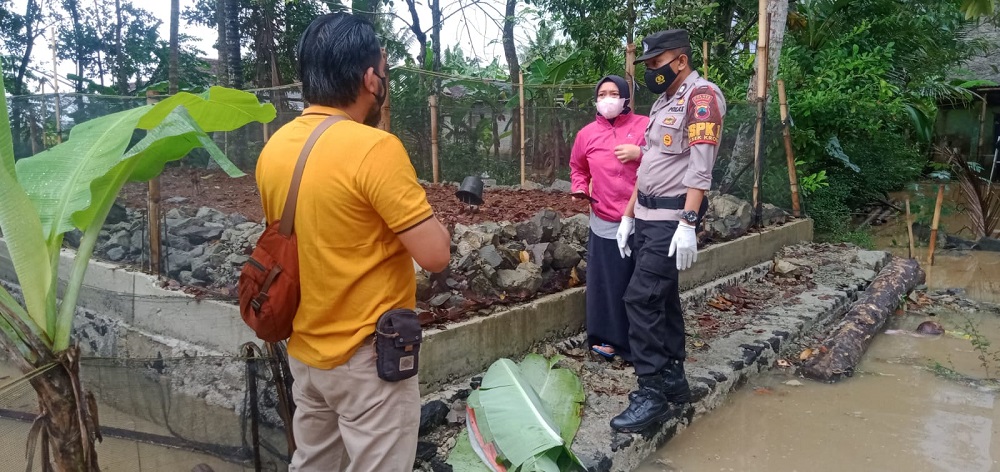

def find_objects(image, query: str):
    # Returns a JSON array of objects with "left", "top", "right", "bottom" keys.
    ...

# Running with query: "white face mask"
[{"left": 596, "top": 97, "right": 626, "bottom": 120}]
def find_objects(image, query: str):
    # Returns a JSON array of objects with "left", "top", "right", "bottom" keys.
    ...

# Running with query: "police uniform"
[
  {"left": 626, "top": 69, "right": 726, "bottom": 377},
  {"left": 611, "top": 29, "right": 727, "bottom": 433}
]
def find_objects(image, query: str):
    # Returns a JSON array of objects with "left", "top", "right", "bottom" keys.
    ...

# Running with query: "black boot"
[
  {"left": 660, "top": 359, "right": 691, "bottom": 404},
  {"left": 610, "top": 375, "right": 674, "bottom": 433}
]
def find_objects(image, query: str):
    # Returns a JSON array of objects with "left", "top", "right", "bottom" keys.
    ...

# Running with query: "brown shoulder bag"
[{"left": 238, "top": 115, "right": 345, "bottom": 342}]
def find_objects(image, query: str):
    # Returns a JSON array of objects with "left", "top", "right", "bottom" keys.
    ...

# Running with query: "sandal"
[{"left": 591, "top": 344, "right": 616, "bottom": 359}]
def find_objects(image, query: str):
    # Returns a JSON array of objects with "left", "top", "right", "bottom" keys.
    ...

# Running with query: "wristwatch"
[{"left": 680, "top": 210, "right": 699, "bottom": 225}]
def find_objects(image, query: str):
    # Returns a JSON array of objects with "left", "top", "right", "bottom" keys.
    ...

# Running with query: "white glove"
[
  {"left": 616, "top": 216, "right": 634, "bottom": 258},
  {"left": 669, "top": 223, "right": 698, "bottom": 270}
]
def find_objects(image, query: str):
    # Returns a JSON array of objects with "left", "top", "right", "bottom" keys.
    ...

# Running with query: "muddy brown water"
[{"left": 641, "top": 228, "right": 1000, "bottom": 472}]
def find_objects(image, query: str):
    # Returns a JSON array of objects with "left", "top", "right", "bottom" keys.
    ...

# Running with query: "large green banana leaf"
[
  {"left": 447, "top": 430, "right": 492, "bottom": 472},
  {"left": 478, "top": 359, "right": 563, "bottom": 466},
  {"left": 52, "top": 107, "right": 242, "bottom": 347},
  {"left": 16, "top": 107, "right": 152, "bottom": 246},
  {"left": 448, "top": 355, "right": 587, "bottom": 471},
  {"left": 0, "top": 67, "right": 52, "bottom": 334},
  {"left": 473, "top": 358, "right": 585, "bottom": 472},
  {"left": 137, "top": 86, "right": 278, "bottom": 132},
  {"left": 1, "top": 74, "right": 275, "bottom": 352},
  {"left": 518, "top": 354, "right": 585, "bottom": 445}
]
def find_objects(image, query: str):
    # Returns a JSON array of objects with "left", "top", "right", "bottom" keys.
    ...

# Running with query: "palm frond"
[{"left": 944, "top": 146, "right": 1000, "bottom": 238}]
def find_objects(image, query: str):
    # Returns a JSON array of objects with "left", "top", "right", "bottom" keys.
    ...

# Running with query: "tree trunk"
[
  {"left": 14, "top": 0, "right": 40, "bottom": 95},
  {"left": 801, "top": 258, "right": 925, "bottom": 382},
  {"left": 503, "top": 0, "right": 520, "bottom": 161},
  {"left": 169, "top": 0, "right": 180, "bottom": 94},
  {"left": 403, "top": 0, "right": 428, "bottom": 68},
  {"left": 30, "top": 348, "right": 101, "bottom": 472},
  {"left": 225, "top": 0, "right": 243, "bottom": 89},
  {"left": 216, "top": 0, "right": 229, "bottom": 87},
  {"left": 0, "top": 303, "right": 100, "bottom": 471},
  {"left": 718, "top": 0, "right": 788, "bottom": 194},
  {"left": 114, "top": 0, "right": 127, "bottom": 93},
  {"left": 64, "top": 0, "right": 86, "bottom": 92},
  {"left": 431, "top": 0, "right": 442, "bottom": 74}
]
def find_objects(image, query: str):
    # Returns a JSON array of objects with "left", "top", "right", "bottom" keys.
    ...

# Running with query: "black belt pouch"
[{"left": 374, "top": 308, "right": 422, "bottom": 382}]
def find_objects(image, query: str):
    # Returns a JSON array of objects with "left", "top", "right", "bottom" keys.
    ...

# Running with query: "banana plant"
[{"left": 0, "top": 64, "right": 275, "bottom": 470}]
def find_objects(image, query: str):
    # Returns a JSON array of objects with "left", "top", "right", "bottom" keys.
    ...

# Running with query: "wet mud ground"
[
  {"left": 642, "top": 277, "right": 1000, "bottom": 472},
  {"left": 641, "top": 193, "right": 1000, "bottom": 472}
]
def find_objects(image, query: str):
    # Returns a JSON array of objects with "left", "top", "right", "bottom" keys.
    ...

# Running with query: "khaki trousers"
[{"left": 288, "top": 342, "right": 420, "bottom": 472}]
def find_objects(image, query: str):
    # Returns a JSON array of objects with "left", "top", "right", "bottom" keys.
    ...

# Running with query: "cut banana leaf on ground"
[
  {"left": 518, "top": 354, "right": 585, "bottom": 445},
  {"left": 448, "top": 356, "right": 585, "bottom": 471}
]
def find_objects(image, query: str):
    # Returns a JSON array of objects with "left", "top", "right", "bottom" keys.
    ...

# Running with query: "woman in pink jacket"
[{"left": 570, "top": 75, "right": 649, "bottom": 360}]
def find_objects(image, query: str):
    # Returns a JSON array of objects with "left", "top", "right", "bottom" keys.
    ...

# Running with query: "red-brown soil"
[{"left": 120, "top": 167, "right": 591, "bottom": 225}]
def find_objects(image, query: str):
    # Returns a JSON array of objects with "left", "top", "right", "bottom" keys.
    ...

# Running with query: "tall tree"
[
  {"left": 11, "top": 0, "right": 44, "bottom": 95},
  {"left": 224, "top": 0, "right": 242, "bottom": 88},
  {"left": 169, "top": 0, "right": 179, "bottom": 94},
  {"left": 504, "top": 0, "right": 521, "bottom": 163},
  {"left": 215, "top": 0, "right": 228, "bottom": 86},
  {"left": 61, "top": 0, "right": 87, "bottom": 92}
]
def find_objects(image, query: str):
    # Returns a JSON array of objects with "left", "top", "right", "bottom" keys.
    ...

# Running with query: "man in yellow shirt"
[{"left": 255, "top": 13, "right": 451, "bottom": 471}]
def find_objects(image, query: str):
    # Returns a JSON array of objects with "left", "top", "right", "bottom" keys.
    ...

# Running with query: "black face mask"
[
  {"left": 364, "top": 73, "right": 387, "bottom": 127},
  {"left": 644, "top": 56, "right": 681, "bottom": 95}
]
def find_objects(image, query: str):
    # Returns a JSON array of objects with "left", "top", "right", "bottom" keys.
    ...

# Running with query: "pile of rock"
[
  {"left": 86, "top": 190, "right": 789, "bottom": 297},
  {"left": 415, "top": 210, "right": 590, "bottom": 308},
  {"left": 701, "top": 191, "right": 789, "bottom": 241},
  {"left": 83, "top": 204, "right": 264, "bottom": 290}
]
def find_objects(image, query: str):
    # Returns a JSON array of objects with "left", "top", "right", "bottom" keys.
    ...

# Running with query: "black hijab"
[{"left": 595, "top": 75, "right": 631, "bottom": 116}]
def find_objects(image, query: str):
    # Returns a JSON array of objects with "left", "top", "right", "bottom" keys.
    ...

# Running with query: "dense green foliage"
[{"left": 2, "top": 0, "right": 998, "bottom": 241}]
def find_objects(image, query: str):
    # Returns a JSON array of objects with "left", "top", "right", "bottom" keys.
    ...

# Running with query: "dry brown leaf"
[
  {"left": 753, "top": 387, "right": 773, "bottom": 395},
  {"left": 799, "top": 348, "right": 814, "bottom": 360},
  {"left": 519, "top": 251, "right": 530, "bottom": 263},
  {"left": 568, "top": 267, "right": 580, "bottom": 287}
]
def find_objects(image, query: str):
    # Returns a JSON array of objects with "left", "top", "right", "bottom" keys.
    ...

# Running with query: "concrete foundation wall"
[{"left": 0, "top": 218, "right": 812, "bottom": 396}]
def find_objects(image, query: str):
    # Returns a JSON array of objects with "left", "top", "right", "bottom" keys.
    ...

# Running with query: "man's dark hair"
[
  {"left": 296, "top": 13, "right": 382, "bottom": 107},
  {"left": 678, "top": 46, "right": 692, "bottom": 63}
]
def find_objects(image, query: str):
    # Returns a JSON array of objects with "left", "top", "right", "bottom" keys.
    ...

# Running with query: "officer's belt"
[{"left": 637, "top": 192, "right": 687, "bottom": 210}]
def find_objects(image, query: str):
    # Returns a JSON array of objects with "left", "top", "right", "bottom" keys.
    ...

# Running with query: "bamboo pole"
[
  {"left": 147, "top": 90, "right": 162, "bottom": 276},
  {"left": 429, "top": 94, "right": 439, "bottom": 184},
  {"left": 777, "top": 80, "right": 800, "bottom": 217},
  {"left": 625, "top": 43, "right": 637, "bottom": 101},
  {"left": 519, "top": 69, "right": 527, "bottom": 187},
  {"left": 702, "top": 40, "right": 709, "bottom": 79},
  {"left": 751, "top": 9, "right": 771, "bottom": 227},
  {"left": 379, "top": 48, "right": 391, "bottom": 132},
  {"left": 905, "top": 199, "right": 916, "bottom": 259},
  {"left": 927, "top": 185, "right": 945, "bottom": 265}
]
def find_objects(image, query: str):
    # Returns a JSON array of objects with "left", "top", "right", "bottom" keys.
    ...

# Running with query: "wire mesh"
[
  {"left": 0, "top": 345, "right": 292, "bottom": 471},
  {"left": 6, "top": 69, "right": 805, "bottom": 277}
]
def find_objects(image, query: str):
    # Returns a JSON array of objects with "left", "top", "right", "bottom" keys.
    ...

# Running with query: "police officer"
[{"left": 611, "top": 29, "right": 727, "bottom": 433}]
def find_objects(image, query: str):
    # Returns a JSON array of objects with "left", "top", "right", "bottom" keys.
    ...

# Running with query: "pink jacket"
[{"left": 570, "top": 111, "right": 649, "bottom": 222}]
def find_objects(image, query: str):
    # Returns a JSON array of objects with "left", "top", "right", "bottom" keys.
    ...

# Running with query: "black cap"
[{"left": 634, "top": 29, "right": 690, "bottom": 64}]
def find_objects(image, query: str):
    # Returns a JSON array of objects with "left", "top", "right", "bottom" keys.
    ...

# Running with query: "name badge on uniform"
[{"left": 667, "top": 106, "right": 685, "bottom": 113}]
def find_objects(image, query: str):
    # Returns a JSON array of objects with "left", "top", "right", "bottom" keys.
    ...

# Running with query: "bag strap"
[{"left": 279, "top": 114, "right": 347, "bottom": 236}]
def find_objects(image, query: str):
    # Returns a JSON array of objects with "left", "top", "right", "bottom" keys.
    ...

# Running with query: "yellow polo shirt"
[{"left": 255, "top": 106, "right": 433, "bottom": 369}]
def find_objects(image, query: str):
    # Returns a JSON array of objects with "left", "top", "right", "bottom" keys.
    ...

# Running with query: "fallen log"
[{"left": 801, "top": 257, "right": 925, "bottom": 382}]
